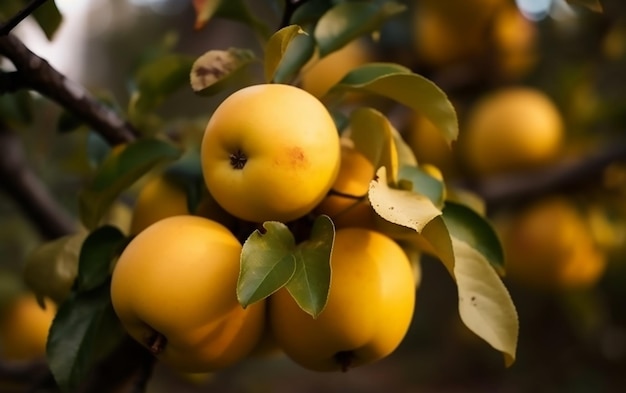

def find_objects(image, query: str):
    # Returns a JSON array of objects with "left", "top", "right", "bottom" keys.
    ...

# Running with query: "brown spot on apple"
[{"left": 286, "top": 146, "right": 308, "bottom": 169}]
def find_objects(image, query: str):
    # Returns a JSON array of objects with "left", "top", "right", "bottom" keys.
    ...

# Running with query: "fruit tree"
[{"left": 1, "top": 0, "right": 625, "bottom": 392}]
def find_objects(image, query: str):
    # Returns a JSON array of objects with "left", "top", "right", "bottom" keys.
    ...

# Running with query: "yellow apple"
[
  {"left": 129, "top": 175, "right": 189, "bottom": 235},
  {"left": 201, "top": 84, "right": 340, "bottom": 223},
  {"left": 110, "top": 215, "right": 265, "bottom": 372},
  {"left": 497, "top": 197, "right": 607, "bottom": 290},
  {"left": 0, "top": 294, "right": 55, "bottom": 361},
  {"left": 460, "top": 87, "right": 564, "bottom": 177},
  {"left": 269, "top": 228, "right": 415, "bottom": 372},
  {"left": 315, "top": 141, "right": 377, "bottom": 229}
]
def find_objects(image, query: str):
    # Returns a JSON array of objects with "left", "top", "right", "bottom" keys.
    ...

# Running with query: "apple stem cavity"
[
  {"left": 144, "top": 331, "right": 167, "bottom": 356},
  {"left": 334, "top": 351, "right": 354, "bottom": 372},
  {"left": 229, "top": 149, "right": 247, "bottom": 169}
]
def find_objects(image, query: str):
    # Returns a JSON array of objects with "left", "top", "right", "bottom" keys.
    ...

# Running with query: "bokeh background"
[{"left": 3, "top": 0, "right": 626, "bottom": 392}]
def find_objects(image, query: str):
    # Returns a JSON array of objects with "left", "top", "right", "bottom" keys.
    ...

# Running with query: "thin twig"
[
  {"left": 0, "top": 33, "right": 137, "bottom": 146},
  {"left": 0, "top": 126, "right": 76, "bottom": 240},
  {"left": 0, "top": 0, "right": 50, "bottom": 36}
]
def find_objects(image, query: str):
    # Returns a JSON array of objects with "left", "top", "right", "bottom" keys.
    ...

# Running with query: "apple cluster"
[{"left": 109, "top": 84, "right": 418, "bottom": 373}]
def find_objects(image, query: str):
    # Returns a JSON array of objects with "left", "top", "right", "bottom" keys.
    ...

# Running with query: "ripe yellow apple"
[
  {"left": 301, "top": 38, "right": 372, "bottom": 98},
  {"left": 497, "top": 197, "right": 607, "bottom": 290},
  {"left": 315, "top": 141, "right": 377, "bottom": 229},
  {"left": 412, "top": 0, "right": 505, "bottom": 67},
  {"left": 201, "top": 84, "right": 340, "bottom": 223},
  {"left": 129, "top": 175, "right": 188, "bottom": 235},
  {"left": 269, "top": 228, "right": 415, "bottom": 372},
  {"left": 110, "top": 215, "right": 265, "bottom": 372},
  {"left": 492, "top": 5, "right": 538, "bottom": 80},
  {"left": 0, "top": 294, "right": 55, "bottom": 361},
  {"left": 460, "top": 87, "right": 564, "bottom": 177}
]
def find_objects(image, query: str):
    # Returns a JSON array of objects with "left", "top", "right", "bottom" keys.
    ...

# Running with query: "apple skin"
[
  {"left": 201, "top": 83, "right": 340, "bottom": 223},
  {"left": 0, "top": 294, "right": 55, "bottom": 361},
  {"left": 110, "top": 215, "right": 265, "bottom": 372},
  {"left": 269, "top": 228, "right": 416, "bottom": 372}
]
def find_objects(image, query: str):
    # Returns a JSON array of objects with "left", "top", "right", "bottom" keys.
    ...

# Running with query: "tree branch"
[
  {"left": 456, "top": 140, "right": 626, "bottom": 212},
  {"left": 0, "top": 126, "right": 76, "bottom": 240},
  {"left": 0, "top": 71, "right": 27, "bottom": 93},
  {"left": 0, "top": 33, "right": 137, "bottom": 146},
  {"left": 0, "top": 0, "right": 50, "bottom": 36}
]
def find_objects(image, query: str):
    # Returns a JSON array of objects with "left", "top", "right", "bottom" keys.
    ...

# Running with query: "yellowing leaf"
[
  {"left": 265, "top": 25, "right": 315, "bottom": 83},
  {"left": 314, "top": 1, "right": 406, "bottom": 57},
  {"left": 452, "top": 238, "right": 518, "bottom": 367},
  {"left": 190, "top": 48, "right": 256, "bottom": 96},
  {"left": 369, "top": 167, "right": 441, "bottom": 234},
  {"left": 349, "top": 107, "right": 399, "bottom": 185}
]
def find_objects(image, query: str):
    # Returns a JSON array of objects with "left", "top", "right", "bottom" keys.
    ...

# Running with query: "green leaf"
[
  {"left": 369, "top": 167, "right": 442, "bottom": 234},
  {"left": 335, "top": 63, "right": 458, "bottom": 144},
  {"left": 132, "top": 53, "right": 196, "bottom": 113},
  {"left": 349, "top": 107, "right": 399, "bottom": 185},
  {"left": 190, "top": 48, "right": 257, "bottom": 96},
  {"left": 265, "top": 25, "right": 315, "bottom": 84},
  {"left": 79, "top": 139, "right": 182, "bottom": 230},
  {"left": 314, "top": 1, "right": 406, "bottom": 57},
  {"left": 398, "top": 165, "right": 445, "bottom": 208},
  {"left": 287, "top": 215, "right": 334, "bottom": 318},
  {"left": 446, "top": 187, "right": 486, "bottom": 217},
  {"left": 76, "top": 226, "right": 127, "bottom": 293},
  {"left": 452, "top": 238, "right": 518, "bottom": 367},
  {"left": 442, "top": 201, "right": 505, "bottom": 275},
  {"left": 0, "top": 270, "right": 26, "bottom": 314},
  {"left": 214, "top": 0, "right": 271, "bottom": 39},
  {"left": 47, "top": 284, "right": 126, "bottom": 393},
  {"left": 32, "top": 0, "right": 62, "bottom": 40},
  {"left": 291, "top": 0, "right": 334, "bottom": 30},
  {"left": 566, "top": 0, "right": 602, "bottom": 12},
  {"left": 85, "top": 132, "right": 112, "bottom": 169},
  {"left": 23, "top": 232, "right": 88, "bottom": 305},
  {"left": 237, "top": 222, "right": 297, "bottom": 308}
]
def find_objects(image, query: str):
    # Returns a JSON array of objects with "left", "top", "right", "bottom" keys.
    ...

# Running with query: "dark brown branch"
[
  {"left": 456, "top": 139, "right": 626, "bottom": 212},
  {"left": 0, "top": 126, "right": 76, "bottom": 240},
  {"left": 0, "top": 71, "right": 27, "bottom": 93},
  {"left": 0, "top": 358, "right": 48, "bottom": 383},
  {"left": 0, "top": 33, "right": 137, "bottom": 146},
  {"left": 0, "top": 0, "right": 50, "bottom": 36}
]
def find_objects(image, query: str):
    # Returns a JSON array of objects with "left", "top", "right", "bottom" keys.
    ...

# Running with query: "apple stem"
[
  {"left": 327, "top": 189, "right": 367, "bottom": 200},
  {"left": 144, "top": 331, "right": 167, "bottom": 356},
  {"left": 334, "top": 351, "right": 354, "bottom": 372}
]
